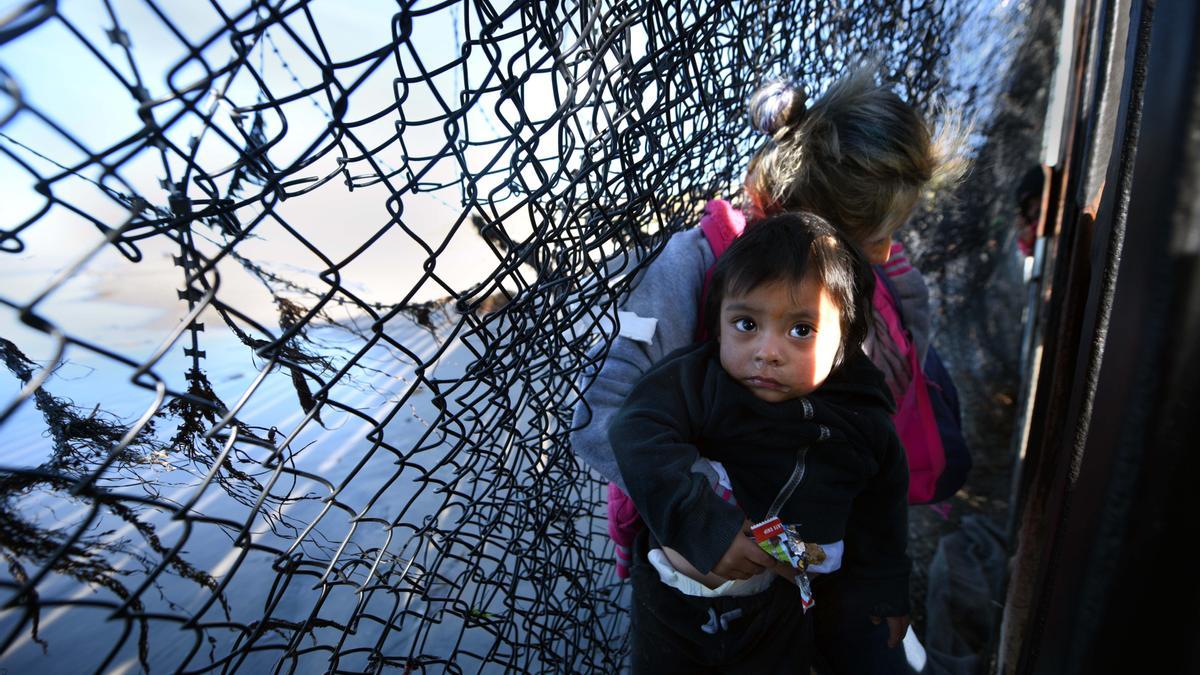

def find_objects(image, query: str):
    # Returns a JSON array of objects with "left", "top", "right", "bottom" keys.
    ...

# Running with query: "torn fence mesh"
[{"left": 0, "top": 1, "right": 992, "bottom": 671}]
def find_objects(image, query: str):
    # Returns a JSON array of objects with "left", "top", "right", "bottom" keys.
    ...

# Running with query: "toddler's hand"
[
  {"left": 869, "top": 614, "right": 910, "bottom": 648},
  {"left": 711, "top": 520, "right": 775, "bottom": 580},
  {"left": 768, "top": 559, "right": 798, "bottom": 581}
]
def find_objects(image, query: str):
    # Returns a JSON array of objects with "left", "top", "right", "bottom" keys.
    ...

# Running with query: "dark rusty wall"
[{"left": 1002, "top": 0, "right": 1200, "bottom": 672}]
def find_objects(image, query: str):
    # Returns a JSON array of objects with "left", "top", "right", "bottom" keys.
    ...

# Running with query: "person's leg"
[
  {"left": 628, "top": 532, "right": 718, "bottom": 674},
  {"left": 628, "top": 533, "right": 819, "bottom": 674},
  {"left": 719, "top": 578, "right": 814, "bottom": 675},
  {"left": 811, "top": 573, "right": 913, "bottom": 675}
]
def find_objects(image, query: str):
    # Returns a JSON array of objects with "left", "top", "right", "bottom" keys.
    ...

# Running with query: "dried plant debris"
[{"left": 0, "top": 338, "right": 232, "bottom": 668}]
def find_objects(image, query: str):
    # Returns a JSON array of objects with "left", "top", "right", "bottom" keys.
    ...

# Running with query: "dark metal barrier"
[{"left": 1000, "top": 0, "right": 1200, "bottom": 672}]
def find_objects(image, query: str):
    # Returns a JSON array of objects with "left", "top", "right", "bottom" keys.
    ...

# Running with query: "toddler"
[{"left": 609, "top": 213, "right": 909, "bottom": 673}]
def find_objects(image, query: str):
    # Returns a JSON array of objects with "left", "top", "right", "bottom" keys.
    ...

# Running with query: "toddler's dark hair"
[{"left": 705, "top": 212, "right": 875, "bottom": 362}]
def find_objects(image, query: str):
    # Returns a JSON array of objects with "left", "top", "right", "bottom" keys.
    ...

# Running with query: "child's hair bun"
[{"left": 748, "top": 81, "right": 807, "bottom": 137}]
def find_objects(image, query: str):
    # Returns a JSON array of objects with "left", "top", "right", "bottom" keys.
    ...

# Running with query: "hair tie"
[{"left": 748, "top": 81, "right": 807, "bottom": 137}]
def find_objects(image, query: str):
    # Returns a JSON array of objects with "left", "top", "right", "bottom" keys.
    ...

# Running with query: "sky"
[{"left": 0, "top": 0, "right": 571, "bottom": 358}]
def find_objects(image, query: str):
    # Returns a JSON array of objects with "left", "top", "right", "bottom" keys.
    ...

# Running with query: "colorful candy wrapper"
[{"left": 751, "top": 517, "right": 825, "bottom": 611}]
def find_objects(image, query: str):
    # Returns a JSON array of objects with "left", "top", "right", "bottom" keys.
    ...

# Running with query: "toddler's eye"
[
  {"left": 733, "top": 318, "right": 756, "bottom": 332},
  {"left": 789, "top": 323, "right": 815, "bottom": 339}
]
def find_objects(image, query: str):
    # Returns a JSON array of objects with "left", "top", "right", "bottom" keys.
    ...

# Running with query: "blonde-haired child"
[{"left": 574, "top": 63, "right": 966, "bottom": 673}]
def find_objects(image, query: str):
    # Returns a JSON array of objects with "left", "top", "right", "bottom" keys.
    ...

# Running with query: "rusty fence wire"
[{"left": 0, "top": 1, "right": 1013, "bottom": 671}]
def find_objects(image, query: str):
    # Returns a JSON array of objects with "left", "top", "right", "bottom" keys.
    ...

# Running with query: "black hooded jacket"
[{"left": 609, "top": 340, "right": 910, "bottom": 617}]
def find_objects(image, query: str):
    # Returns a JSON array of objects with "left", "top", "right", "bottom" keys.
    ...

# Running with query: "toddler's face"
[{"left": 717, "top": 277, "right": 844, "bottom": 403}]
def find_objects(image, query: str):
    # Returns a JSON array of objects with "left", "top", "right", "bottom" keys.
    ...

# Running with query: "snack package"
[
  {"left": 751, "top": 517, "right": 826, "bottom": 611},
  {"left": 750, "top": 518, "right": 826, "bottom": 569}
]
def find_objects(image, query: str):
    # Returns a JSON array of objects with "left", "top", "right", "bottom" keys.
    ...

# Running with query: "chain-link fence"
[{"left": 1, "top": 1, "right": 1022, "bottom": 671}]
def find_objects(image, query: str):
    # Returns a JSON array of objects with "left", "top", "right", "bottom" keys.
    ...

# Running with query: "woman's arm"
[{"left": 570, "top": 228, "right": 713, "bottom": 490}]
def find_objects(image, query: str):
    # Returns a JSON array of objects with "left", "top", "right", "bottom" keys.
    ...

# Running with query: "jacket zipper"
[{"left": 766, "top": 445, "right": 808, "bottom": 520}]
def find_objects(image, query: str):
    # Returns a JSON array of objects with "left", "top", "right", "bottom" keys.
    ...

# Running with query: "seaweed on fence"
[{"left": 0, "top": 338, "right": 231, "bottom": 669}]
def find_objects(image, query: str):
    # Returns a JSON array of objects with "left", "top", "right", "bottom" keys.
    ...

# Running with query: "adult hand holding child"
[{"left": 870, "top": 614, "right": 912, "bottom": 649}]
